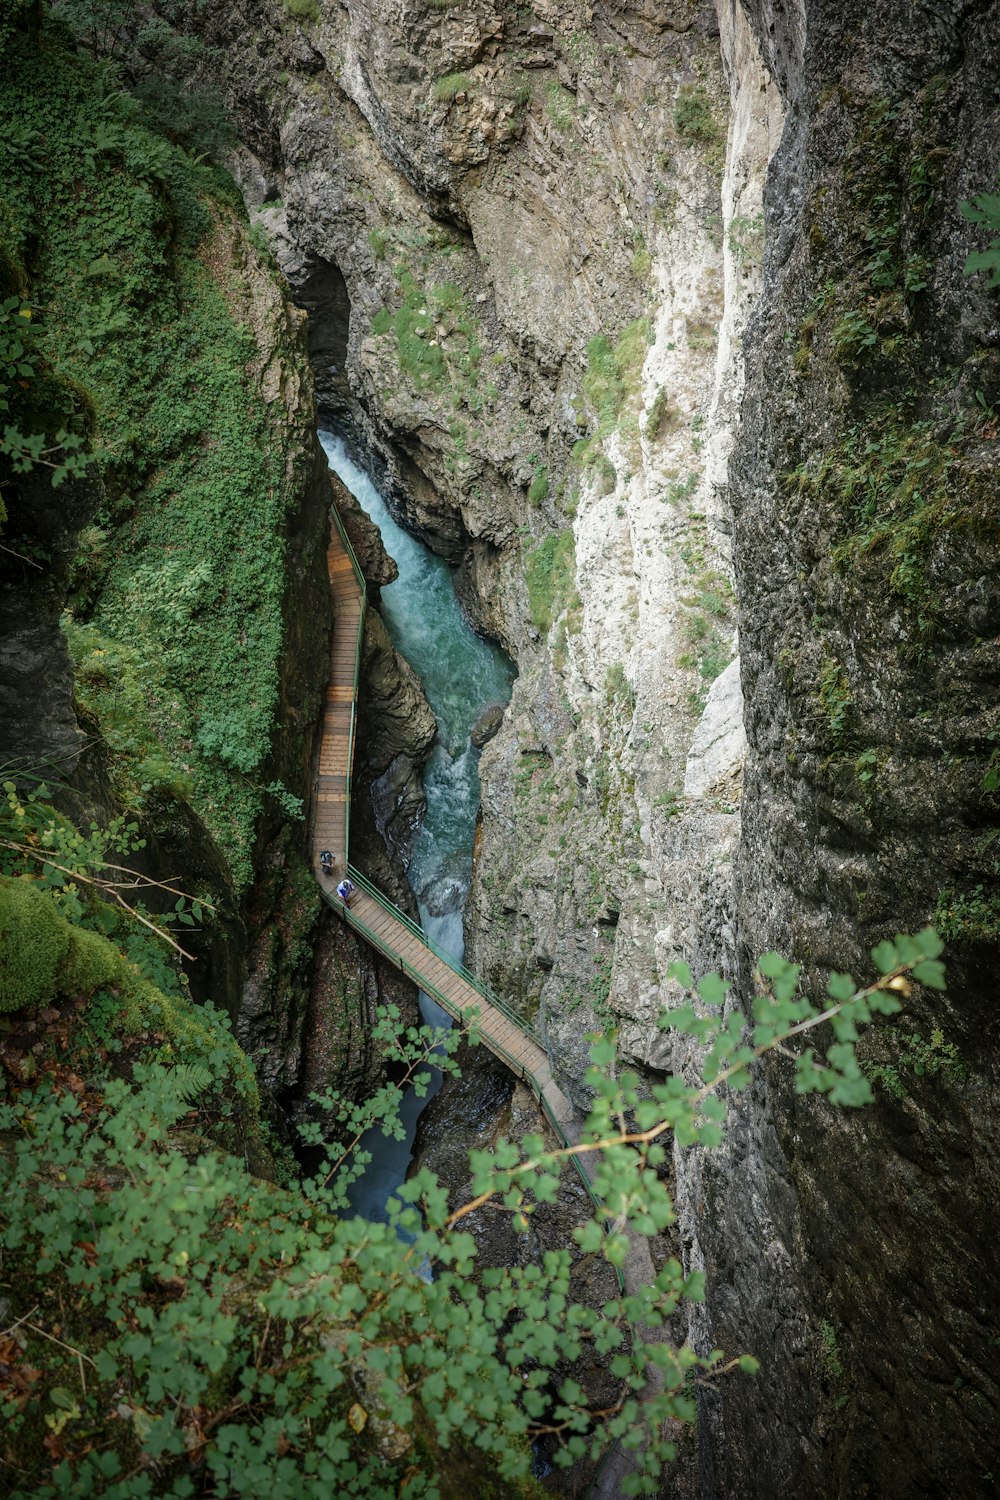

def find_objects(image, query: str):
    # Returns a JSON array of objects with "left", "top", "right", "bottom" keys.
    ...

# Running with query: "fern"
[
  {"left": 961, "top": 184, "right": 1000, "bottom": 288},
  {"left": 170, "top": 1061, "right": 214, "bottom": 1103}
]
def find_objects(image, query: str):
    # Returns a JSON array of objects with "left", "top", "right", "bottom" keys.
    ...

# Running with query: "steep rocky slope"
[
  {"left": 166, "top": 0, "right": 998, "bottom": 1490},
  {"left": 189, "top": 0, "right": 761, "bottom": 1070}
]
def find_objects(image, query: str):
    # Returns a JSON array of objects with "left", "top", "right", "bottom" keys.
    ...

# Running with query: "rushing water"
[{"left": 319, "top": 431, "right": 516, "bottom": 1221}]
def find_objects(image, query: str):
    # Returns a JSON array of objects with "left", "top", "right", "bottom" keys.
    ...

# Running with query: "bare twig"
[
  {"left": 0, "top": 1304, "right": 41, "bottom": 1340},
  {"left": 22, "top": 1318, "right": 98, "bottom": 1397},
  {"left": 0, "top": 543, "right": 43, "bottom": 569},
  {"left": 0, "top": 838, "right": 215, "bottom": 959}
]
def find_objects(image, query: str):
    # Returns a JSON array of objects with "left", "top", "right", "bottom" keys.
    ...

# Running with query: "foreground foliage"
[{"left": 0, "top": 919, "right": 945, "bottom": 1497}]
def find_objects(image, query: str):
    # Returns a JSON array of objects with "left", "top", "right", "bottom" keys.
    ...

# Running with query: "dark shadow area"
[{"left": 293, "top": 254, "right": 353, "bottom": 417}]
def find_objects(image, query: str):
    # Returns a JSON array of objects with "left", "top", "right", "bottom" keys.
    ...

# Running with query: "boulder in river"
[{"left": 470, "top": 701, "right": 506, "bottom": 749}]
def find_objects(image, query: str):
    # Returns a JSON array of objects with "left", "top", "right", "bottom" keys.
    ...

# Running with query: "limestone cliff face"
[
  {"left": 187, "top": 0, "right": 758, "bottom": 1067},
  {"left": 698, "top": 3, "right": 1000, "bottom": 1493},
  {"left": 178, "top": 0, "right": 998, "bottom": 1490}
]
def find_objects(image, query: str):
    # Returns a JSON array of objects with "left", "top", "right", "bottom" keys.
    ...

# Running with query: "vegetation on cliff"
[
  {"left": 0, "top": 1, "right": 992, "bottom": 1496},
  {"left": 0, "top": 0, "right": 311, "bottom": 894}
]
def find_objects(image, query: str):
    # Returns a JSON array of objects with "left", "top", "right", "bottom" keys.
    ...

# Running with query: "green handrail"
[
  {"left": 327, "top": 493, "right": 368, "bottom": 594},
  {"left": 318, "top": 882, "right": 616, "bottom": 1250},
  {"left": 321, "top": 887, "right": 534, "bottom": 1082},
  {"left": 344, "top": 864, "right": 545, "bottom": 1047},
  {"left": 321, "top": 487, "right": 624, "bottom": 1288}
]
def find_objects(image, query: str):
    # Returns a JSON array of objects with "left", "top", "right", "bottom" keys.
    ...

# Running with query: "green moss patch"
[
  {"left": 524, "top": 531, "right": 577, "bottom": 633},
  {"left": 786, "top": 403, "right": 998, "bottom": 643}
]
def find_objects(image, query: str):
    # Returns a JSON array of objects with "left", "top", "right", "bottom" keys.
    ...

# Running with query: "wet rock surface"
[
  {"left": 470, "top": 700, "right": 506, "bottom": 749},
  {"left": 353, "top": 608, "right": 438, "bottom": 884},
  {"left": 703, "top": 1, "right": 1000, "bottom": 1493},
  {"left": 0, "top": 471, "right": 97, "bottom": 779}
]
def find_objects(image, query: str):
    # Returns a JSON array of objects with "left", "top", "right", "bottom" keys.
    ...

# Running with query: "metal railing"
[
  {"left": 317, "top": 884, "right": 623, "bottom": 1287},
  {"left": 320, "top": 495, "right": 624, "bottom": 1289},
  {"left": 317, "top": 885, "right": 534, "bottom": 1084},
  {"left": 344, "top": 865, "right": 545, "bottom": 1047}
]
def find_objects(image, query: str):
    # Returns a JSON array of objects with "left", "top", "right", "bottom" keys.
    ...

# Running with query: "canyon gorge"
[{"left": 0, "top": 0, "right": 998, "bottom": 1494}]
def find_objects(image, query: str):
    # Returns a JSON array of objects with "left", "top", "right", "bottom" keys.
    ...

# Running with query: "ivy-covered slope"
[
  {"left": 0, "top": 0, "right": 328, "bottom": 900},
  {"left": 0, "top": 0, "right": 338, "bottom": 1063}
]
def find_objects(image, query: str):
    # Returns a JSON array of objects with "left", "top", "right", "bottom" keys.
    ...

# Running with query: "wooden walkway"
[
  {"left": 310, "top": 516, "right": 566, "bottom": 1099},
  {"left": 312, "top": 540, "right": 363, "bottom": 865}
]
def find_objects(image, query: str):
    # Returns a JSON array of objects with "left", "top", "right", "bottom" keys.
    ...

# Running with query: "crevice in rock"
[{"left": 291, "top": 254, "right": 353, "bottom": 418}]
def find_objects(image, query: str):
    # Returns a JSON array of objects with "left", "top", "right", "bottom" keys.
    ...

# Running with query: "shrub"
[
  {"left": 832, "top": 308, "right": 878, "bottom": 363},
  {"left": 728, "top": 211, "right": 765, "bottom": 266},
  {"left": 528, "top": 464, "right": 549, "bottom": 505},
  {"left": 934, "top": 883, "right": 1000, "bottom": 943},
  {"left": 0, "top": 930, "right": 946, "bottom": 1494},
  {"left": 544, "top": 80, "right": 575, "bottom": 133},
  {"left": 282, "top": 0, "right": 320, "bottom": 20},
  {"left": 433, "top": 71, "right": 472, "bottom": 102},
  {"left": 673, "top": 83, "right": 725, "bottom": 179},
  {"left": 525, "top": 530, "right": 576, "bottom": 632},
  {"left": 644, "top": 386, "right": 670, "bottom": 441},
  {"left": 673, "top": 83, "right": 721, "bottom": 146},
  {"left": 960, "top": 180, "right": 1000, "bottom": 287},
  {"left": 582, "top": 318, "right": 651, "bottom": 438},
  {"left": 818, "top": 656, "right": 853, "bottom": 747}
]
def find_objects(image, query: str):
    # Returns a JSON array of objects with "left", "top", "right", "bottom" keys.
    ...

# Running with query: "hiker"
[
  {"left": 319, "top": 850, "right": 334, "bottom": 876},
  {"left": 336, "top": 877, "right": 356, "bottom": 905}
]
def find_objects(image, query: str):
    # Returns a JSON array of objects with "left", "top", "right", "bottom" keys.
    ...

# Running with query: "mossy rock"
[
  {"left": 0, "top": 876, "right": 138, "bottom": 1014},
  {"left": 63, "top": 922, "right": 124, "bottom": 997},
  {"left": 0, "top": 876, "right": 72, "bottom": 1012},
  {"left": 0, "top": 877, "right": 257, "bottom": 1104}
]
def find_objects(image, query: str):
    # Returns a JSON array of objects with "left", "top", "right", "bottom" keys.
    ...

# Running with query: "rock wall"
[
  {"left": 698, "top": 1, "right": 1000, "bottom": 1494},
  {"left": 0, "top": 471, "right": 99, "bottom": 779}
]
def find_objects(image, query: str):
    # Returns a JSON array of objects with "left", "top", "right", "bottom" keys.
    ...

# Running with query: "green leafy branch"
[
  {"left": 1, "top": 781, "right": 215, "bottom": 959},
  {"left": 298, "top": 1004, "right": 471, "bottom": 1210},
  {"left": 445, "top": 928, "right": 945, "bottom": 1240},
  {"left": 0, "top": 297, "right": 91, "bottom": 497},
  {"left": 0, "top": 932, "right": 946, "bottom": 1496},
  {"left": 961, "top": 183, "right": 1000, "bottom": 288}
]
